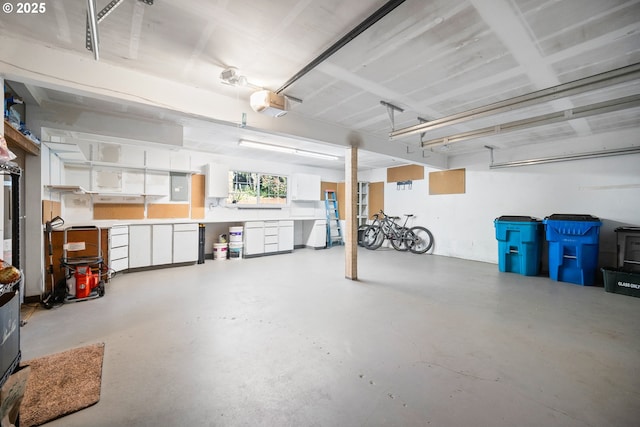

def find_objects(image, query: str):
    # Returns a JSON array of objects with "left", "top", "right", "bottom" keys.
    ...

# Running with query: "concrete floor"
[{"left": 20, "top": 247, "right": 640, "bottom": 427}]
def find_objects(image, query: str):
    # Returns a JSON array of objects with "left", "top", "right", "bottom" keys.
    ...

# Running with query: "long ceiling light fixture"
[{"left": 238, "top": 140, "right": 339, "bottom": 161}]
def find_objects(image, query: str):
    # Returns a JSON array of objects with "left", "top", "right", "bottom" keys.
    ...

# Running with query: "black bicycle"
[{"left": 362, "top": 210, "right": 433, "bottom": 254}]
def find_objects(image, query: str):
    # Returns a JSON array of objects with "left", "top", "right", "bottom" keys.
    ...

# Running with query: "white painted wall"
[{"left": 365, "top": 153, "right": 640, "bottom": 269}]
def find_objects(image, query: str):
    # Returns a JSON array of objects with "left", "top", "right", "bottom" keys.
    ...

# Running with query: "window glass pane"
[
  {"left": 228, "top": 171, "right": 287, "bottom": 205},
  {"left": 260, "top": 175, "right": 287, "bottom": 205}
]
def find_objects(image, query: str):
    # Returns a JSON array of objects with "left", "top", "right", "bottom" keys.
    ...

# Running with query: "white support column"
[{"left": 344, "top": 146, "right": 357, "bottom": 280}]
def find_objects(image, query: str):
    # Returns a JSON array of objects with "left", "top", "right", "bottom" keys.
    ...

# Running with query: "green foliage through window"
[{"left": 228, "top": 171, "right": 287, "bottom": 205}]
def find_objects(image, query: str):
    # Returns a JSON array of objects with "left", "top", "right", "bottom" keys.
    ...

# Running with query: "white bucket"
[
  {"left": 213, "top": 243, "right": 228, "bottom": 260},
  {"left": 228, "top": 242, "right": 243, "bottom": 260},
  {"left": 229, "top": 226, "right": 244, "bottom": 243}
]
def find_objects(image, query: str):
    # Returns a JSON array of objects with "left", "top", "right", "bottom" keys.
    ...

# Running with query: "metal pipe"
[
  {"left": 87, "top": 0, "right": 99, "bottom": 61},
  {"left": 489, "top": 146, "right": 640, "bottom": 169},
  {"left": 420, "top": 94, "right": 640, "bottom": 148},
  {"left": 392, "top": 62, "right": 640, "bottom": 140},
  {"left": 276, "top": 0, "right": 406, "bottom": 94}
]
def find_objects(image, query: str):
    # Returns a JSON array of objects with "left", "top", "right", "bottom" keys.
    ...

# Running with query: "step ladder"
[
  {"left": 324, "top": 190, "right": 343, "bottom": 247},
  {"left": 324, "top": 190, "right": 344, "bottom": 248}
]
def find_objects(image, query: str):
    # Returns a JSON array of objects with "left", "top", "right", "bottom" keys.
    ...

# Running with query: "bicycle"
[{"left": 362, "top": 210, "right": 434, "bottom": 254}]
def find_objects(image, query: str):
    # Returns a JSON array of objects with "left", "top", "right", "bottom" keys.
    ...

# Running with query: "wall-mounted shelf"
[
  {"left": 44, "top": 185, "right": 171, "bottom": 199},
  {"left": 44, "top": 185, "right": 88, "bottom": 194},
  {"left": 61, "top": 159, "right": 199, "bottom": 175},
  {"left": 4, "top": 119, "right": 40, "bottom": 156}
]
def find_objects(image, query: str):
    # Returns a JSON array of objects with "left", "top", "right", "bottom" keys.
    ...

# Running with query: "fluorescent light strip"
[
  {"left": 238, "top": 139, "right": 338, "bottom": 160},
  {"left": 238, "top": 139, "right": 295, "bottom": 154},
  {"left": 293, "top": 150, "right": 338, "bottom": 160}
]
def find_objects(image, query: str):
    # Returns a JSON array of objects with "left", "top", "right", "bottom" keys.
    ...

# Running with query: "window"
[{"left": 228, "top": 171, "right": 287, "bottom": 206}]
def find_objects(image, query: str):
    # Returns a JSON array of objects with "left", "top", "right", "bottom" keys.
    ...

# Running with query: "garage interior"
[{"left": 1, "top": 0, "right": 639, "bottom": 426}]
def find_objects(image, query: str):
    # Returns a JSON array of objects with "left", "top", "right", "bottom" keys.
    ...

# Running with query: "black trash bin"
[{"left": 198, "top": 224, "right": 205, "bottom": 264}]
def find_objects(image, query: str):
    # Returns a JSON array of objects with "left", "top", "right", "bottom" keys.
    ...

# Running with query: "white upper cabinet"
[
  {"left": 145, "top": 171, "right": 171, "bottom": 196},
  {"left": 291, "top": 173, "right": 321, "bottom": 201},
  {"left": 205, "top": 163, "right": 229, "bottom": 198},
  {"left": 122, "top": 170, "right": 145, "bottom": 194},
  {"left": 170, "top": 151, "right": 191, "bottom": 171},
  {"left": 146, "top": 149, "right": 172, "bottom": 170}
]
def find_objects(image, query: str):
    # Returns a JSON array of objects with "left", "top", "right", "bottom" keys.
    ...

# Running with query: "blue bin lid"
[
  {"left": 495, "top": 215, "right": 540, "bottom": 222},
  {"left": 545, "top": 214, "right": 600, "bottom": 221}
]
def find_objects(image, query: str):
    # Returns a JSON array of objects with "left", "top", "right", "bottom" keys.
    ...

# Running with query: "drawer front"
[
  {"left": 244, "top": 221, "right": 264, "bottom": 229},
  {"left": 174, "top": 223, "right": 198, "bottom": 232},
  {"left": 111, "top": 226, "right": 129, "bottom": 236},
  {"left": 110, "top": 246, "right": 128, "bottom": 260},
  {"left": 111, "top": 258, "right": 129, "bottom": 272},
  {"left": 279, "top": 220, "right": 294, "bottom": 227},
  {"left": 264, "top": 227, "right": 278, "bottom": 236},
  {"left": 264, "top": 235, "right": 278, "bottom": 245},
  {"left": 111, "top": 234, "right": 129, "bottom": 248},
  {"left": 264, "top": 243, "right": 279, "bottom": 253}
]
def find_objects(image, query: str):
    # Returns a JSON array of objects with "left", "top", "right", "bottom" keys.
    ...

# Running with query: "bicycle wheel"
[
  {"left": 390, "top": 227, "right": 410, "bottom": 251},
  {"left": 363, "top": 224, "right": 384, "bottom": 250},
  {"left": 407, "top": 226, "right": 433, "bottom": 254}
]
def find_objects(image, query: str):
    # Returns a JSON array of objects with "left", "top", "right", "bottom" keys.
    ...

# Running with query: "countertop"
[{"left": 56, "top": 216, "right": 327, "bottom": 229}]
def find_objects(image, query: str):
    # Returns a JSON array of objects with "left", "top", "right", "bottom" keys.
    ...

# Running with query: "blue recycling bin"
[
  {"left": 544, "top": 214, "right": 602, "bottom": 286},
  {"left": 494, "top": 216, "right": 543, "bottom": 276}
]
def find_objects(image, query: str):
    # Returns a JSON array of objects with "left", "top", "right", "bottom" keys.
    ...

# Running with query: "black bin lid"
[
  {"left": 546, "top": 214, "right": 600, "bottom": 221},
  {"left": 614, "top": 226, "right": 640, "bottom": 233},
  {"left": 496, "top": 215, "right": 540, "bottom": 222}
]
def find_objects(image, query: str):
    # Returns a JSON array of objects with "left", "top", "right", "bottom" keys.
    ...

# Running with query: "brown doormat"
[{"left": 19, "top": 343, "right": 105, "bottom": 427}]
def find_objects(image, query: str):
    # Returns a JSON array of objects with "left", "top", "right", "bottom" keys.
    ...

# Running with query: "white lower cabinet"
[
  {"left": 129, "top": 225, "right": 152, "bottom": 268},
  {"left": 310, "top": 219, "right": 327, "bottom": 248},
  {"left": 244, "top": 220, "right": 294, "bottom": 257},
  {"left": 172, "top": 223, "right": 199, "bottom": 263},
  {"left": 152, "top": 224, "right": 173, "bottom": 265},
  {"left": 244, "top": 222, "right": 265, "bottom": 257},
  {"left": 109, "top": 225, "right": 129, "bottom": 272},
  {"left": 264, "top": 221, "right": 279, "bottom": 254},
  {"left": 279, "top": 221, "right": 294, "bottom": 252},
  {"left": 128, "top": 223, "right": 198, "bottom": 269}
]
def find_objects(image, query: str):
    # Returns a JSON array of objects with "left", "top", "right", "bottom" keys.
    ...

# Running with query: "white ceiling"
[{"left": 1, "top": 0, "right": 639, "bottom": 170}]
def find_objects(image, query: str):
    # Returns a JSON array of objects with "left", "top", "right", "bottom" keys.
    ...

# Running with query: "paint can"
[
  {"left": 229, "top": 226, "right": 243, "bottom": 243},
  {"left": 228, "top": 242, "right": 243, "bottom": 260},
  {"left": 213, "top": 243, "right": 228, "bottom": 260}
]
